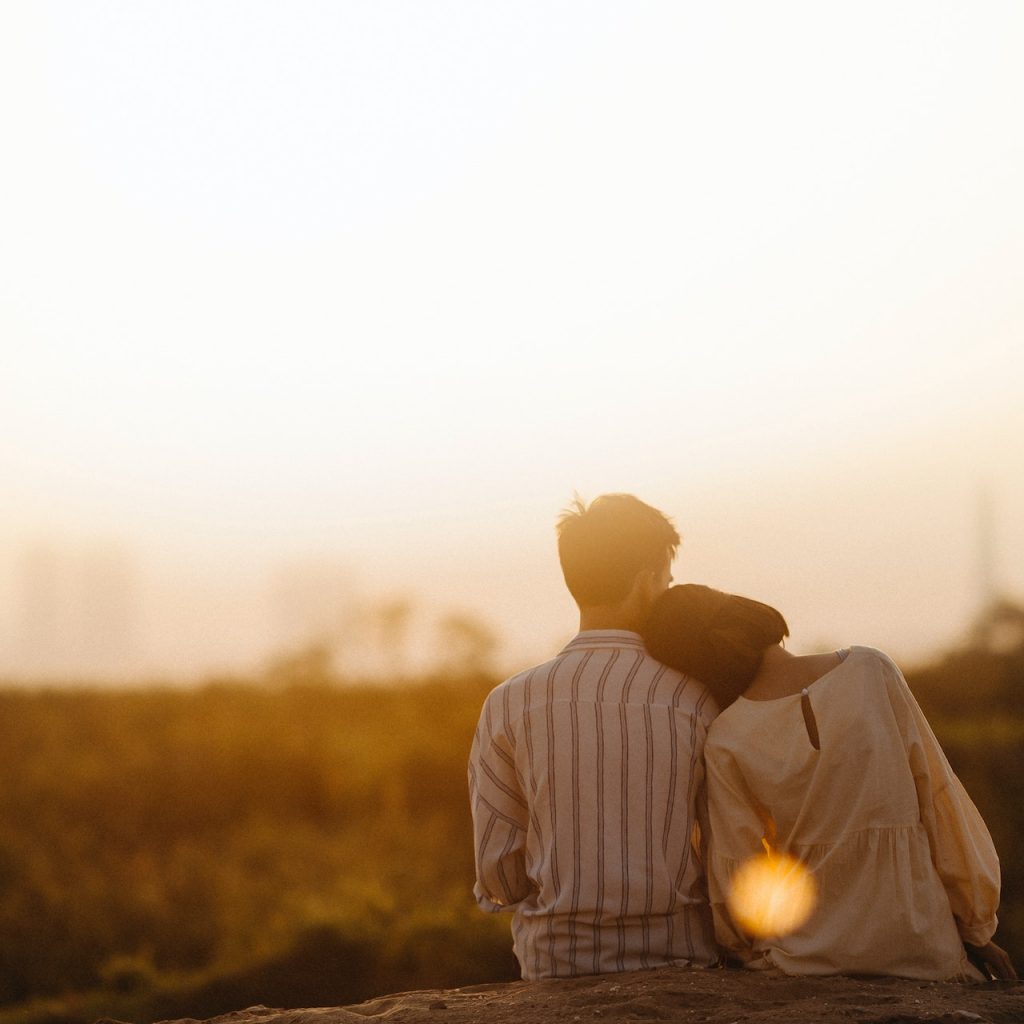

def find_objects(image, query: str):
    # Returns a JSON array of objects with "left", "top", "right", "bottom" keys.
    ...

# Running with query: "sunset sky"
[{"left": 2, "top": 1, "right": 1022, "bottom": 680}]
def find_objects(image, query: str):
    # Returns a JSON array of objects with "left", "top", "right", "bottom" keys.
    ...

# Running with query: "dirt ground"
[{"left": 128, "top": 966, "right": 1024, "bottom": 1024}]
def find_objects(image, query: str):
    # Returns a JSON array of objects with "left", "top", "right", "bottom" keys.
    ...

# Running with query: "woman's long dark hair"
[{"left": 642, "top": 584, "right": 789, "bottom": 709}]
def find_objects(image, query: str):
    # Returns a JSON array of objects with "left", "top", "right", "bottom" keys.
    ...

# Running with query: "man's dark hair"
[
  {"left": 642, "top": 584, "right": 789, "bottom": 709},
  {"left": 556, "top": 493, "right": 680, "bottom": 606}
]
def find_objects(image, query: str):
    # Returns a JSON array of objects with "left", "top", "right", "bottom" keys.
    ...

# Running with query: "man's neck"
[{"left": 578, "top": 608, "right": 642, "bottom": 633}]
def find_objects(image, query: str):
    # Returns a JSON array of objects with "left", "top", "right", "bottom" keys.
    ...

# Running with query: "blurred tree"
[
  {"left": 262, "top": 643, "right": 337, "bottom": 688},
  {"left": 969, "top": 598, "right": 1024, "bottom": 656},
  {"left": 435, "top": 612, "right": 498, "bottom": 678},
  {"left": 374, "top": 599, "right": 415, "bottom": 680}
]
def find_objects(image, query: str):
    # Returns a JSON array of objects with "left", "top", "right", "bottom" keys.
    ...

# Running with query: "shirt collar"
[{"left": 558, "top": 630, "right": 647, "bottom": 655}]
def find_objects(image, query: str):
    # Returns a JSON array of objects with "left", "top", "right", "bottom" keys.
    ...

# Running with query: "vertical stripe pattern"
[{"left": 468, "top": 630, "right": 719, "bottom": 980}]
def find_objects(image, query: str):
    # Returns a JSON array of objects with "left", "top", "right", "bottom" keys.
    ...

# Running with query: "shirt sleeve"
[
  {"left": 468, "top": 693, "right": 533, "bottom": 913},
  {"left": 881, "top": 652, "right": 1001, "bottom": 946}
]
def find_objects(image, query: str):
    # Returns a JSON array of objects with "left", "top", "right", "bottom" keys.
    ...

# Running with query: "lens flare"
[{"left": 727, "top": 843, "right": 817, "bottom": 939}]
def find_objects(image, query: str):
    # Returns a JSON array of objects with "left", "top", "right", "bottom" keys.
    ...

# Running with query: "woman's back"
[{"left": 705, "top": 645, "right": 999, "bottom": 979}]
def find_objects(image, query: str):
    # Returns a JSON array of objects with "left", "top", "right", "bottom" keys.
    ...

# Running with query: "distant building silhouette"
[
  {"left": 76, "top": 547, "right": 140, "bottom": 674},
  {"left": 15, "top": 547, "right": 65, "bottom": 674},
  {"left": 968, "top": 486, "right": 1024, "bottom": 654},
  {"left": 12, "top": 542, "right": 140, "bottom": 680},
  {"left": 976, "top": 486, "right": 997, "bottom": 613}
]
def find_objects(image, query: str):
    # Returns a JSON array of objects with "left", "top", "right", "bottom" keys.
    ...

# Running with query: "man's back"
[{"left": 469, "top": 629, "right": 718, "bottom": 979}]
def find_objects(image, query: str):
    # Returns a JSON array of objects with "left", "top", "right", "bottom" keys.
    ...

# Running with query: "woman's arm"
[
  {"left": 965, "top": 939, "right": 1018, "bottom": 981},
  {"left": 880, "top": 654, "right": 1004, "bottom": 953},
  {"left": 705, "top": 742, "right": 774, "bottom": 961}
]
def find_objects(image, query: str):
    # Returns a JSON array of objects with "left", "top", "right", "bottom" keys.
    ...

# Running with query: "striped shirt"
[{"left": 468, "top": 630, "right": 719, "bottom": 980}]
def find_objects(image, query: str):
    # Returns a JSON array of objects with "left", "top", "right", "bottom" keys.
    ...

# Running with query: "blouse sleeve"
[
  {"left": 881, "top": 652, "right": 1001, "bottom": 946},
  {"left": 705, "top": 739, "right": 772, "bottom": 960}
]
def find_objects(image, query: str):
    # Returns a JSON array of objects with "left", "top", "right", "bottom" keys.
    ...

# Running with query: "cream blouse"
[{"left": 705, "top": 646, "right": 1000, "bottom": 980}]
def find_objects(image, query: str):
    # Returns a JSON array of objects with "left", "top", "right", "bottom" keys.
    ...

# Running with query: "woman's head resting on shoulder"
[{"left": 642, "top": 584, "right": 789, "bottom": 709}]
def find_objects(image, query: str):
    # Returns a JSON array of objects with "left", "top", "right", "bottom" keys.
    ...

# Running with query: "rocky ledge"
[{"left": 102, "top": 967, "right": 1023, "bottom": 1024}]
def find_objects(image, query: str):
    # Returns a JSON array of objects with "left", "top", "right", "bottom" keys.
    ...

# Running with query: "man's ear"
[
  {"left": 629, "top": 567, "right": 656, "bottom": 606},
  {"left": 627, "top": 568, "right": 646, "bottom": 594}
]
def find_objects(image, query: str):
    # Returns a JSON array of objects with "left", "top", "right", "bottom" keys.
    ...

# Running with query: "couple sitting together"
[{"left": 468, "top": 494, "right": 1016, "bottom": 983}]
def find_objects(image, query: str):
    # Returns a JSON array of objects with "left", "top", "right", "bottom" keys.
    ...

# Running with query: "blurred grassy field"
[{"left": 0, "top": 625, "right": 1021, "bottom": 1024}]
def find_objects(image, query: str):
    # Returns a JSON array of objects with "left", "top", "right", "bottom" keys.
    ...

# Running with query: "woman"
[{"left": 642, "top": 584, "right": 1016, "bottom": 981}]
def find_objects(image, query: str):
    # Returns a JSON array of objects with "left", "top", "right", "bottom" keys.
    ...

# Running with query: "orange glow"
[{"left": 727, "top": 841, "right": 817, "bottom": 939}]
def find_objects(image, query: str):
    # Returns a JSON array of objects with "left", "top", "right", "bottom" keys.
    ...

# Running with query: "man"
[{"left": 468, "top": 494, "right": 718, "bottom": 979}]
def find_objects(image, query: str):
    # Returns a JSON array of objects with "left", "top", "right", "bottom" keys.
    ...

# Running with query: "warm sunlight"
[
  {"left": 2, "top": 2, "right": 1023, "bottom": 680},
  {"left": 2, "top": 7, "right": 1023, "bottom": 1021}
]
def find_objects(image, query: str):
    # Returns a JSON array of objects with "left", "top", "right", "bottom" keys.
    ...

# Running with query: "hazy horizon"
[{"left": 3, "top": 445, "right": 1020, "bottom": 684}]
